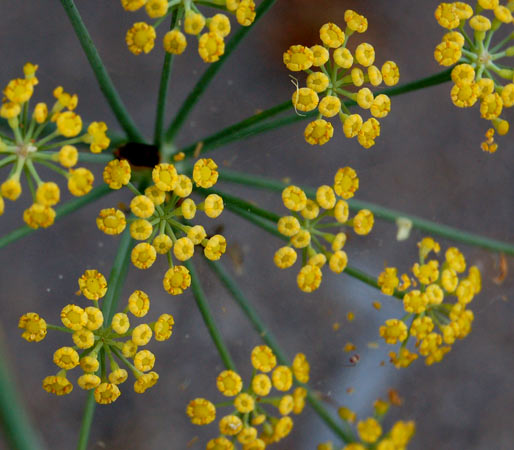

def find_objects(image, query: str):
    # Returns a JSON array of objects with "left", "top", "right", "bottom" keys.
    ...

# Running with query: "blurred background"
[{"left": 0, "top": 0, "right": 513, "bottom": 448}]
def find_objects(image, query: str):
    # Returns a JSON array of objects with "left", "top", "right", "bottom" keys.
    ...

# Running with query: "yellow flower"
[
  {"left": 154, "top": 313, "right": 175, "bottom": 341},
  {"left": 334, "top": 47, "right": 353, "bottom": 69},
  {"left": 53, "top": 346, "right": 80, "bottom": 370},
  {"left": 56, "top": 111, "right": 82, "bottom": 137},
  {"left": 434, "top": 3, "right": 460, "bottom": 29},
  {"left": 292, "top": 353, "right": 310, "bottom": 383},
  {"left": 207, "top": 437, "right": 234, "bottom": 449},
  {"left": 131, "top": 242, "right": 157, "bottom": 269},
  {"left": 23, "top": 204, "right": 56, "bottom": 229},
  {"left": 72, "top": 329, "right": 95, "bottom": 349},
  {"left": 434, "top": 40, "right": 462, "bottom": 66},
  {"left": 130, "top": 219, "right": 153, "bottom": 240},
  {"left": 78, "top": 269, "right": 108, "bottom": 301},
  {"left": 4, "top": 78, "right": 34, "bottom": 103},
  {"left": 35, "top": 182, "right": 60, "bottom": 206},
  {"left": 219, "top": 415, "right": 243, "bottom": 435},
  {"left": 132, "top": 323, "right": 153, "bottom": 346},
  {"left": 204, "top": 235, "right": 227, "bottom": 260},
  {"left": 469, "top": 15, "right": 492, "bottom": 31},
  {"left": 85, "top": 121, "right": 110, "bottom": 153},
  {"left": 134, "top": 349, "right": 155, "bottom": 372},
  {"left": 173, "top": 236, "right": 195, "bottom": 261},
  {"left": 334, "top": 167, "right": 359, "bottom": 199},
  {"left": 145, "top": 185, "right": 166, "bottom": 205},
  {"left": 357, "top": 417, "right": 382, "bottom": 443},
  {"left": 297, "top": 264, "right": 322, "bottom": 292},
  {"left": 251, "top": 345, "right": 277, "bottom": 372},
  {"left": 133, "top": 371, "right": 159, "bottom": 393},
  {"left": 379, "top": 319, "right": 408, "bottom": 344},
  {"left": 283, "top": 45, "right": 314, "bottom": 72},
  {"left": 234, "top": 393, "right": 255, "bottom": 413},
  {"left": 238, "top": 426, "right": 258, "bottom": 444},
  {"left": 292, "top": 87, "right": 319, "bottom": 112},
  {"left": 152, "top": 233, "right": 172, "bottom": 253},
  {"left": 236, "top": 0, "right": 256, "bottom": 26},
  {"left": 355, "top": 43, "right": 375, "bottom": 67},
  {"left": 343, "top": 114, "right": 363, "bottom": 138},
  {"left": 318, "top": 95, "right": 341, "bottom": 117},
  {"left": 410, "top": 316, "right": 434, "bottom": 340},
  {"left": 42, "top": 375, "right": 73, "bottom": 396},
  {"left": 68, "top": 168, "right": 94, "bottom": 196},
  {"left": 381, "top": 61, "right": 400, "bottom": 86},
  {"left": 451, "top": 82, "right": 479, "bottom": 107},
  {"left": 451, "top": 64, "right": 476, "bottom": 86},
  {"left": 58, "top": 145, "right": 78, "bottom": 168},
  {"left": 174, "top": 174, "right": 193, "bottom": 197},
  {"left": 84, "top": 307, "right": 104, "bottom": 330},
  {"left": 130, "top": 195, "right": 155, "bottom": 218},
  {"left": 108, "top": 369, "right": 128, "bottom": 385},
  {"left": 272, "top": 366, "right": 293, "bottom": 391},
  {"left": 126, "top": 22, "right": 156, "bottom": 55},
  {"left": 307, "top": 72, "right": 330, "bottom": 93},
  {"left": 33, "top": 102, "right": 48, "bottom": 123},
  {"left": 251, "top": 373, "right": 272, "bottom": 396},
  {"left": 97, "top": 208, "right": 127, "bottom": 235},
  {"left": 94, "top": 382, "right": 121, "bottom": 404},
  {"left": 304, "top": 119, "right": 334, "bottom": 145},
  {"left": 282, "top": 186, "right": 307, "bottom": 211},
  {"left": 145, "top": 0, "right": 168, "bottom": 18},
  {"left": 217, "top": 370, "right": 243, "bottom": 396},
  {"left": 344, "top": 10, "right": 368, "bottom": 33},
  {"left": 370, "top": 94, "right": 391, "bottom": 118},
  {"left": 352, "top": 209, "right": 374, "bottom": 235},
  {"left": 198, "top": 31, "right": 225, "bottom": 63},
  {"left": 163, "top": 265, "right": 191, "bottom": 295},
  {"left": 163, "top": 29, "right": 187, "bottom": 54},
  {"left": 19, "top": 313, "right": 47, "bottom": 342},
  {"left": 403, "top": 290, "right": 429, "bottom": 314},
  {"left": 204, "top": 193, "right": 224, "bottom": 218},
  {"left": 128, "top": 290, "right": 150, "bottom": 317},
  {"left": 112, "top": 312, "right": 130, "bottom": 334},
  {"left": 80, "top": 356, "right": 99, "bottom": 373},
  {"left": 378, "top": 267, "right": 399, "bottom": 295},
  {"left": 319, "top": 23, "right": 345, "bottom": 48},
  {"left": 329, "top": 251, "right": 348, "bottom": 273},
  {"left": 187, "top": 398, "right": 216, "bottom": 425},
  {"left": 103, "top": 159, "right": 131, "bottom": 189},
  {"left": 0, "top": 102, "right": 21, "bottom": 119},
  {"left": 152, "top": 163, "right": 178, "bottom": 191},
  {"left": 311, "top": 45, "right": 329, "bottom": 66},
  {"left": 368, "top": 65, "right": 383, "bottom": 86},
  {"left": 210, "top": 14, "right": 231, "bottom": 37},
  {"left": 78, "top": 374, "right": 101, "bottom": 390},
  {"left": 61, "top": 304, "right": 88, "bottom": 330},
  {"left": 290, "top": 229, "right": 311, "bottom": 249},
  {"left": 193, "top": 158, "right": 219, "bottom": 188},
  {"left": 184, "top": 11, "right": 206, "bottom": 35},
  {"left": 121, "top": 0, "right": 145, "bottom": 11}
]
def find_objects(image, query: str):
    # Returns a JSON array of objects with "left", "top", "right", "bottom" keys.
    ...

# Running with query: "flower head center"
[{"left": 16, "top": 143, "right": 37, "bottom": 158}]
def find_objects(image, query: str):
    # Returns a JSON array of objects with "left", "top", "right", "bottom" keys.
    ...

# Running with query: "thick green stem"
[
  {"left": 163, "top": 0, "right": 277, "bottom": 144},
  {"left": 185, "top": 261, "right": 236, "bottom": 371},
  {"left": 76, "top": 392, "right": 95, "bottom": 450},
  {"left": 217, "top": 169, "right": 514, "bottom": 256},
  {"left": 0, "top": 184, "right": 111, "bottom": 250},
  {"left": 0, "top": 339, "right": 45, "bottom": 450},
  {"left": 154, "top": 12, "right": 180, "bottom": 146},
  {"left": 102, "top": 229, "right": 133, "bottom": 324},
  {"left": 176, "top": 68, "right": 453, "bottom": 159},
  {"left": 59, "top": 0, "right": 145, "bottom": 143},
  {"left": 207, "top": 261, "right": 355, "bottom": 443}
]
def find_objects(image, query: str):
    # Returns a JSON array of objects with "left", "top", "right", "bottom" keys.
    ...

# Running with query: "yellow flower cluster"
[
  {"left": 274, "top": 167, "right": 374, "bottom": 293},
  {"left": 122, "top": 0, "right": 256, "bottom": 62},
  {"left": 18, "top": 269, "right": 174, "bottom": 403},
  {"left": 434, "top": 1, "right": 514, "bottom": 152},
  {"left": 377, "top": 238, "right": 481, "bottom": 368},
  {"left": 318, "top": 399, "right": 415, "bottom": 450},
  {"left": 283, "top": 13, "right": 400, "bottom": 148},
  {"left": 186, "top": 346, "right": 309, "bottom": 449},
  {"left": 0, "top": 64, "right": 110, "bottom": 228},
  {"left": 97, "top": 158, "right": 226, "bottom": 296}
]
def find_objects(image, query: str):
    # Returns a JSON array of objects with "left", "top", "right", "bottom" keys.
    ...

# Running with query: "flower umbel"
[
  {"left": 378, "top": 238, "right": 480, "bottom": 368},
  {"left": 19, "top": 269, "right": 174, "bottom": 403},
  {"left": 122, "top": 0, "right": 256, "bottom": 62},
  {"left": 284, "top": 14, "right": 400, "bottom": 148},
  {"left": 97, "top": 158, "right": 226, "bottom": 296},
  {"left": 0, "top": 64, "right": 110, "bottom": 227},
  {"left": 187, "top": 346, "right": 309, "bottom": 447},
  {"left": 274, "top": 167, "right": 374, "bottom": 293},
  {"left": 433, "top": 1, "right": 514, "bottom": 152}
]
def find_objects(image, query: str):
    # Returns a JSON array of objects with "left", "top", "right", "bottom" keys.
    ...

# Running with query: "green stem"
[
  {"left": 207, "top": 261, "right": 355, "bottom": 443},
  {"left": 59, "top": 0, "right": 145, "bottom": 143},
  {"left": 217, "top": 169, "right": 514, "bottom": 256},
  {"left": 76, "top": 391, "right": 95, "bottom": 450},
  {"left": 163, "top": 0, "right": 277, "bottom": 144},
  {"left": 35, "top": 151, "right": 113, "bottom": 164},
  {"left": 154, "top": 11, "right": 180, "bottom": 147},
  {"left": 0, "top": 184, "right": 112, "bottom": 250},
  {"left": 177, "top": 68, "right": 453, "bottom": 159},
  {"left": 185, "top": 260, "right": 236, "bottom": 371},
  {"left": 102, "top": 228, "right": 133, "bottom": 324},
  {"left": 0, "top": 339, "right": 45, "bottom": 450}
]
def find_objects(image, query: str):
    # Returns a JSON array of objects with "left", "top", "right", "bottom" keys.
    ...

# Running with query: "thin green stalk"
[
  {"left": 102, "top": 228, "right": 133, "bottom": 324},
  {"left": 176, "top": 68, "right": 453, "bottom": 159},
  {"left": 76, "top": 392, "right": 95, "bottom": 450},
  {"left": 185, "top": 260, "right": 236, "bottom": 371},
  {"left": 163, "top": 0, "right": 277, "bottom": 144},
  {"left": 36, "top": 151, "right": 114, "bottom": 164},
  {"left": 176, "top": 100, "right": 291, "bottom": 158},
  {"left": 0, "top": 338, "right": 45, "bottom": 450},
  {"left": 217, "top": 169, "right": 514, "bottom": 255},
  {"left": 0, "top": 184, "right": 111, "bottom": 250},
  {"left": 59, "top": 0, "right": 145, "bottom": 143},
  {"left": 154, "top": 11, "right": 180, "bottom": 146},
  {"left": 207, "top": 261, "right": 355, "bottom": 443}
]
